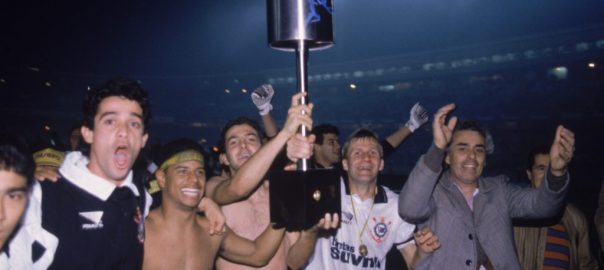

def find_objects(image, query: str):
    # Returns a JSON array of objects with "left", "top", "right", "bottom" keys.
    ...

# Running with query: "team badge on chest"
[{"left": 369, "top": 216, "right": 391, "bottom": 243}]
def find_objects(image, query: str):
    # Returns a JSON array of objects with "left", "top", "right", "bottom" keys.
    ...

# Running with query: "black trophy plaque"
[{"left": 269, "top": 169, "right": 341, "bottom": 231}]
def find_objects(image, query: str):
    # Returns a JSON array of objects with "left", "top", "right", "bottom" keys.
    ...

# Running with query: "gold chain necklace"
[{"left": 350, "top": 187, "right": 376, "bottom": 257}]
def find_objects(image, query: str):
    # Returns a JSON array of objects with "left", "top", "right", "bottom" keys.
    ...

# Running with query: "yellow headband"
[
  {"left": 159, "top": 150, "right": 204, "bottom": 171},
  {"left": 33, "top": 148, "right": 65, "bottom": 168}
]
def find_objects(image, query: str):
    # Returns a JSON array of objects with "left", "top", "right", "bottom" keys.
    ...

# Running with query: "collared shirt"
[
  {"left": 305, "top": 178, "right": 415, "bottom": 269},
  {"left": 453, "top": 184, "right": 480, "bottom": 211},
  {"left": 20, "top": 151, "right": 151, "bottom": 270},
  {"left": 59, "top": 152, "right": 141, "bottom": 200}
]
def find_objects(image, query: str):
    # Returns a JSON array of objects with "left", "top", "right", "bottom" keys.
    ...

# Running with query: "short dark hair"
[
  {"left": 342, "top": 128, "right": 383, "bottom": 159},
  {"left": 312, "top": 124, "right": 340, "bottom": 145},
  {"left": 453, "top": 120, "right": 487, "bottom": 140},
  {"left": 526, "top": 144, "right": 550, "bottom": 171},
  {"left": 219, "top": 117, "right": 263, "bottom": 152},
  {"left": 0, "top": 134, "right": 35, "bottom": 188},
  {"left": 82, "top": 77, "right": 151, "bottom": 133}
]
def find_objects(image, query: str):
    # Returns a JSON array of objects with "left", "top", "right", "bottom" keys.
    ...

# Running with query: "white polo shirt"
[{"left": 305, "top": 178, "right": 415, "bottom": 269}]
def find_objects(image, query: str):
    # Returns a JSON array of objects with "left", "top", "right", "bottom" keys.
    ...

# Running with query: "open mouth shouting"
[
  {"left": 114, "top": 145, "right": 130, "bottom": 170},
  {"left": 238, "top": 152, "right": 252, "bottom": 163}
]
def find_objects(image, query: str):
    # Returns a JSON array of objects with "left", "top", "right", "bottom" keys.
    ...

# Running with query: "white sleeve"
[
  {"left": 144, "top": 190, "right": 153, "bottom": 217},
  {"left": 394, "top": 220, "right": 415, "bottom": 250},
  {"left": 15, "top": 181, "right": 59, "bottom": 270}
]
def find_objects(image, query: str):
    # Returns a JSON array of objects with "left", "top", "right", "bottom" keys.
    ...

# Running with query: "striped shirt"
[{"left": 543, "top": 224, "right": 570, "bottom": 270}]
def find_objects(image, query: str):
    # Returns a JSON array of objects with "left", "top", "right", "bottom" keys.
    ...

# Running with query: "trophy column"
[{"left": 267, "top": 0, "right": 341, "bottom": 230}]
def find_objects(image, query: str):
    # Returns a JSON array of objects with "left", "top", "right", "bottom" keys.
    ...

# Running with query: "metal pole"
[{"left": 296, "top": 40, "right": 309, "bottom": 171}]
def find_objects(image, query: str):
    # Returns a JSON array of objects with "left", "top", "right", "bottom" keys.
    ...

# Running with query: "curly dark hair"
[
  {"left": 0, "top": 134, "right": 35, "bottom": 188},
  {"left": 526, "top": 144, "right": 550, "bottom": 171},
  {"left": 82, "top": 77, "right": 151, "bottom": 133},
  {"left": 219, "top": 117, "right": 263, "bottom": 153},
  {"left": 312, "top": 124, "right": 340, "bottom": 145}
]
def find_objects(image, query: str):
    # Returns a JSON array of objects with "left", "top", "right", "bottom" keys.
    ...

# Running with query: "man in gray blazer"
[{"left": 398, "top": 103, "right": 576, "bottom": 270}]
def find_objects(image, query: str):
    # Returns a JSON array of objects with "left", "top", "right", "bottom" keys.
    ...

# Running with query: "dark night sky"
[
  {"left": 2, "top": 0, "right": 604, "bottom": 76},
  {"left": 1, "top": 0, "right": 603, "bottom": 166}
]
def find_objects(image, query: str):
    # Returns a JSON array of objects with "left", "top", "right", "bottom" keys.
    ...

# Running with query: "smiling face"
[
  {"left": 220, "top": 124, "right": 261, "bottom": 173},
  {"left": 0, "top": 170, "right": 28, "bottom": 249},
  {"left": 445, "top": 130, "right": 486, "bottom": 186},
  {"left": 157, "top": 159, "right": 206, "bottom": 209},
  {"left": 81, "top": 96, "right": 148, "bottom": 184},
  {"left": 342, "top": 137, "right": 384, "bottom": 185}
]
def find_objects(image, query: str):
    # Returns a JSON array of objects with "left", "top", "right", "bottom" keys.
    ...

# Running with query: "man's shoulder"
[
  {"left": 39, "top": 175, "right": 95, "bottom": 200},
  {"left": 207, "top": 175, "right": 230, "bottom": 187},
  {"left": 564, "top": 203, "right": 588, "bottom": 222},
  {"left": 205, "top": 175, "right": 230, "bottom": 198},
  {"left": 38, "top": 176, "right": 68, "bottom": 200},
  {"left": 194, "top": 215, "right": 216, "bottom": 237},
  {"left": 479, "top": 174, "right": 512, "bottom": 189},
  {"left": 379, "top": 185, "right": 399, "bottom": 201}
]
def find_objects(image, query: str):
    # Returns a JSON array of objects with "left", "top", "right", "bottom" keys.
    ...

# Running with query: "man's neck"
[
  {"left": 348, "top": 180, "right": 377, "bottom": 201},
  {"left": 451, "top": 176, "right": 478, "bottom": 201},
  {"left": 158, "top": 199, "right": 198, "bottom": 227},
  {"left": 314, "top": 153, "right": 332, "bottom": 168},
  {"left": 86, "top": 159, "right": 127, "bottom": 186}
]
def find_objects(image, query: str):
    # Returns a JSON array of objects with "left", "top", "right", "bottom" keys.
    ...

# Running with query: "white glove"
[
  {"left": 251, "top": 84, "right": 274, "bottom": 115},
  {"left": 405, "top": 102, "right": 429, "bottom": 132}
]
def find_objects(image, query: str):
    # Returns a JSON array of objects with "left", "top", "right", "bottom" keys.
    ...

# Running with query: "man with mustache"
[{"left": 398, "top": 103, "right": 576, "bottom": 269}]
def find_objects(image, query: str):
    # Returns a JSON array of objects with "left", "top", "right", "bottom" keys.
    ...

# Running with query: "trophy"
[{"left": 267, "top": 0, "right": 341, "bottom": 231}]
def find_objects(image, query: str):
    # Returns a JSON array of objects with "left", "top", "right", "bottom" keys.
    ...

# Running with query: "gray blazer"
[{"left": 398, "top": 145, "right": 569, "bottom": 270}]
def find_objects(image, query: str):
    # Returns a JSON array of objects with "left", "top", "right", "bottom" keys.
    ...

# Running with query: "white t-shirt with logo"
[{"left": 305, "top": 179, "right": 415, "bottom": 269}]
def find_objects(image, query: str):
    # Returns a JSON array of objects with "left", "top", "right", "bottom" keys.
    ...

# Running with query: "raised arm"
[
  {"left": 507, "top": 126, "right": 574, "bottom": 218},
  {"left": 548, "top": 125, "right": 575, "bottom": 178},
  {"left": 251, "top": 84, "right": 279, "bottom": 138},
  {"left": 206, "top": 92, "right": 314, "bottom": 205},
  {"left": 384, "top": 103, "right": 428, "bottom": 155},
  {"left": 398, "top": 104, "right": 457, "bottom": 222}
]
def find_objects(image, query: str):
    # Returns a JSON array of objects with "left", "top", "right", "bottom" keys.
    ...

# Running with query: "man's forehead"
[
  {"left": 97, "top": 96, "right": 143, "bottom": 116},
  {"left": 172, "top": 160, "right": 204, "bottom": 169},
  {"left": 324, "top": 133, "right": 339, "bottom": 139},
  {"left": 349, "top": 137, "right": 380, "bottom": 148},
  {"left": 451, "top": 130, "right": 485, "bottom": 145},
  {"left": 226, "top": 124, "right": 259, "bottom": 138},
  {"left": 0, "top": 170, "right": 27, "bottom": 188},
  {"left": 533, "top": 153, "right": 550, "bottom": 164}
]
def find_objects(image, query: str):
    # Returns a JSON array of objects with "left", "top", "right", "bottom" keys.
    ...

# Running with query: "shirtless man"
[
  {"left": 206, "top": 92, "right": 334, "bottom": 269},
  {"left": 143, "top": 138, "right": 335, "bottom": 269}
]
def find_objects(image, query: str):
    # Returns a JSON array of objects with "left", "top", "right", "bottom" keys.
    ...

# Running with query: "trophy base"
[{"left": 269, "top": 169, "right": 341, "bottom": 231}]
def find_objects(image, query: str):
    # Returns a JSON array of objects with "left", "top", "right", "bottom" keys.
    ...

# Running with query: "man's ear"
[
  {"left": 526, "top": 169, "right": 532, "bottom": 182},
  {"left": 81, "top": 126, "right": 94, "bottom": 144},
  {"left": 155, "top": 170, "right": 166, "bottom": 189},
  {"left": 342, "top": 159, "right": 349, "bottom": 171},
  {"left": 219, "top": 153, "right": 229, "bottom": 166},
  {"left": 445, "top": 152, "right": 451, "bottom": 166},
  {"left": 378, "top": 159, "right": 384, "bottom": 172},
  {"left": 142, "top": 133, "right": 149, "bottom": 148}
]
